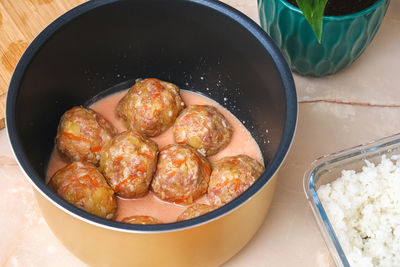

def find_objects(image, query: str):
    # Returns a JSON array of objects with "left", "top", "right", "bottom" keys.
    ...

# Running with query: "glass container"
[{"left": 304, "top": 133, "right": 400, "bottom": 266}]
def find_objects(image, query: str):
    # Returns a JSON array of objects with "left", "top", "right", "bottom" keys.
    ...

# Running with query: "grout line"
[{"left": 298, "top": 99, "right": 400, "bottom": 108}]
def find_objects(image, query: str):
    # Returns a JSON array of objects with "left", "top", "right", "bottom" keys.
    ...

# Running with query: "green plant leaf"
[{"left": 296, "top": 0, "right": 328, "bottom": 43}]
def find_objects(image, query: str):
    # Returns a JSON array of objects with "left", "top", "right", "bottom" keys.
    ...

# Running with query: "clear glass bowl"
[{"left": 303, "top": 133, "right": 400, "bottom": 267}]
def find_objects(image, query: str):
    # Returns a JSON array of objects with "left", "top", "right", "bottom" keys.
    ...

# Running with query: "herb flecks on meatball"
[
  {"left": 173, "top": 105, "right": 232, "bottom": 156},
  {"left": 207, "top": 155, "right": 264, "bottom": 206},
  {"left": 56, "top": 106, "right": 117, "bottom": 165},
  {"left": 116, "top": 78, "right": 185, "bottom": 137},
  {"left": 99, "top": 130, "right": 158, "bottom": 198},
  {"left": 49, "top": 161, "right": 117, "bottom": 219},
  {"left": 177, "top": 203, "right": 215, "bottom": 221},
  {"left": 121, "top": 215, "right": 161, "bottom": 225},
  {"left": 151, "top": 144, "right": 211, "bottom": 204}
]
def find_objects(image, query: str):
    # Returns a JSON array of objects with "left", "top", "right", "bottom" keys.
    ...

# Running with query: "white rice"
[{"left": 317, "top": 155, "right": 400, "bottom": 267}]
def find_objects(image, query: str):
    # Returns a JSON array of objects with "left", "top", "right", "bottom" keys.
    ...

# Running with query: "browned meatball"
[
  {"left": 56, "top": 106, "right": 117, "bottom": 165},
  {"left": 151, "top": 144, "right": 211, "bottom": 204},
  {"left": 207, "top": 155, "right": 264, "bottom": 206},
  {"left": 173, "top": 105, "right": 232, "bottom": 156},
  {"left": 116, "top": 78, "right": 185, "bottom": 137},
  {"left": 177, "top": 203, "right": 215, "bottom": 221},
  {"left": 99, "top": 130, "right": 158, "bottom": 198},
  {"left": 48, "top": 161, "right": 117, "bottom": 219},
  {"left": 121, "top": 215, "right": 161, "bottom": 224}
]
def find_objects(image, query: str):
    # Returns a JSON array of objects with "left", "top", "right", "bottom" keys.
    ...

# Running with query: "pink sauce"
[{"left": 46, "top": 90, "right": 263, "bottom": 223}]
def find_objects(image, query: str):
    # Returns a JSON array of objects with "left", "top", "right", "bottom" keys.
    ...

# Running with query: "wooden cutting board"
[{"left": 0, "top": 0, "right": 86, "bottom": 129}]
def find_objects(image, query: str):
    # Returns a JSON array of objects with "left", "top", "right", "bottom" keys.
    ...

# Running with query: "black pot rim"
[{"left": 6, "top": 0, "right": 297, "bottom": 233}]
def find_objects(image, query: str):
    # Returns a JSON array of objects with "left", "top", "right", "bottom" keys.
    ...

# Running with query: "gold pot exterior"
[{"left": 35, "top": 173, "right": 278, "bottom": 267}]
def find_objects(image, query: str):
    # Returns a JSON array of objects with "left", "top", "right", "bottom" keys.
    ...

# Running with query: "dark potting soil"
[{"left": 286, "top": 0, "right": 379, "bottom": 16}]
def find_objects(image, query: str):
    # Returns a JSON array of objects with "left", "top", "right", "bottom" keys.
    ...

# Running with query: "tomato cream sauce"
[{"left": 47, "top": 90, "right": 263, "bottom": 223}]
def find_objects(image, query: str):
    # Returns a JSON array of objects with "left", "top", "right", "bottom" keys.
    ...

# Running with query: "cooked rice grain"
[{"left": 318, "top": 155, "right": 400, "bottom": 267}]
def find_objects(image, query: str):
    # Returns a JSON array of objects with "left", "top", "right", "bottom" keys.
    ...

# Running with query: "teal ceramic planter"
[{"left": 258, "top": 0, "right": 390, "bottom": 76}]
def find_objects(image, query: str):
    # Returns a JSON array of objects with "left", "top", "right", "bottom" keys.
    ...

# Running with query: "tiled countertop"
[{"left": 1, "top": 0, "right": 400, "bottom": 266}]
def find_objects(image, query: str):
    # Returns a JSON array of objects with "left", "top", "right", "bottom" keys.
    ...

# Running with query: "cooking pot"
[{"left": 6, "top": 0, "right": 297, "bottom": 266}]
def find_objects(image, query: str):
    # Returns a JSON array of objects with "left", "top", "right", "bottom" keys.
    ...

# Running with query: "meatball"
[
  {"left": 99, "top": 130, "right": 158, "bottom": 198},
  {"left": 48, "top": 161, "right": 117, "bottom": 219},
  {"left": 56, "top": 106, "right": 117, "bottom": 165},
  {"left": 177, "top": 203, "right": 215, "bottom": 221},
  {"left": 151, "top": 144, "right": 211, "bottom": 204},
  {"left": 207, "top": 155, "right": 264, "bottom": 206},
  {"left": 173, "top": 105, "right": 232, "bottom": 156},
  {"left": 121, "top": 215, "right": 161, "bottom": 225},
  {"left": 116, "top": 78, "right": 185, "bottom": 137}
]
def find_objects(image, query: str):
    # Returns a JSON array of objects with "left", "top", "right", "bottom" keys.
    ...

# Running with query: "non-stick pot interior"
[{"left": 7, "top": 0, "right": 295, "bottom": 229}]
